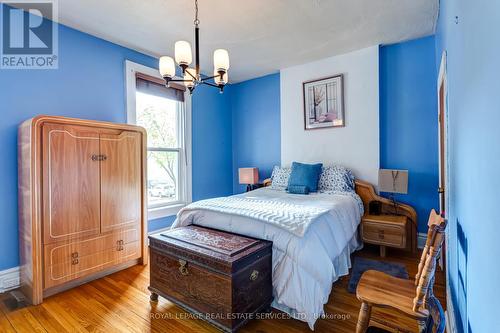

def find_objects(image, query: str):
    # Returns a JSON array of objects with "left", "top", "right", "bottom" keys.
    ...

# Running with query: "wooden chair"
[
  {"left": 355, "top": 209, "right": 446, "bottom": 333},
  {"left": 365, "top": 294, "right": 445, "bottom": 333}
]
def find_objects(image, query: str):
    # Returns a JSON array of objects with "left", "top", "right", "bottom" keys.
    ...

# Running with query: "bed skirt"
[{"left": 271, "top": 232, "right": 362, "bottom": 330}]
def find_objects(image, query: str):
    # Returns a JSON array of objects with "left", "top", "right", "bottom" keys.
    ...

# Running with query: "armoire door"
[
  {"left": 42, "top": 123, "right": 101, "bottom": 244},
  {"left": 99, "top": 131, "right": 142, "bottom": 233}
]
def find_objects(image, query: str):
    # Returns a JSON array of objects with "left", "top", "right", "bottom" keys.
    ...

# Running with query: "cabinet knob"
[
  {"left": 178, "top": 259, "right": 189, "bottom": 276},
  {"left": 378, "top": 230, "right": 385, "bottom": 239},
  {"left": 91, "top": 154, "right": 107, "bottom": 161},
  {"left": 70, "top": 252, "right": 79, "bottom": 264},
  {"left": 250, "top": 270, "right": 259, "bottom": 281}
]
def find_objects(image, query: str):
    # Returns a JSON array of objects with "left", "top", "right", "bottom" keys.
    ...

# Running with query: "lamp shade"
[
  {"left": 239, "top": 168, "right": 259, "bottom": 185},
  {"left": 159, "top": 56, "right": 175, "bottom": 78},
  {"left": 175, "top": 40, "right": 192, "bottom": 65},
  {"left": 378, "top": 169, "right": 408, "bottom": 194},
  {"left": 213, "top": 49, "right": 230, "bottom": 71},
  {"left": 214, "top": 69, "right": 228, "bottom": 85}
]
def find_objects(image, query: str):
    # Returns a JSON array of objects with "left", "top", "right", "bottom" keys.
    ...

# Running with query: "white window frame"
[{"left": 125, "top": 60, "right": 192, "bottom": 219}]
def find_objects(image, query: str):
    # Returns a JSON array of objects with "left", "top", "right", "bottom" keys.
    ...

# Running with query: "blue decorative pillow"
[
  {"left": 287, "top": 162, "right": 323, "bottom": 192},
  {"left": 287, "top": 185, "right": 310, "bottom": 195}
]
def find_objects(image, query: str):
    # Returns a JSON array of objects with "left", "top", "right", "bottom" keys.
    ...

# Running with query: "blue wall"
[
  {"left": 192, "top": 85, "right": 233, "bottom": 201},
  {"left": 435, "top": 1, "right": 500, "bottom": 331},
  {"left": 0, "top": 16, "right": 233, "bottom": 270},
  {"left": 229, "top": 73, "right": 281, "bottom": 193},
  {"left": 379, "top": 36, "right": 439, "bottom": 232}
]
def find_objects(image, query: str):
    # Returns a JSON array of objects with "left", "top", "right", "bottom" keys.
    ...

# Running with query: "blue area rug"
[{"left": 347, "top": 257, "right": 409, "bottom": 294}]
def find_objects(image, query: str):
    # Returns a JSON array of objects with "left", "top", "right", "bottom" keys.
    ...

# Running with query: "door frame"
[
  {"left": 437, "top": 51, "right": 449, "bottom": 217},
  {"left": 438, "top": 51, "right": 457, "bottom": 333}
]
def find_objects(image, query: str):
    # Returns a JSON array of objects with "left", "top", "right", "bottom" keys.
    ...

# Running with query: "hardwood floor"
[{"left": 0, "top": 245, "right": 446, "bottom": 333}]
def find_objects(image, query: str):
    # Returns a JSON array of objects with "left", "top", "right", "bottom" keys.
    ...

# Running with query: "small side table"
[
  {"left": 361, "top": 215, "right": 408, "bottom": 257},
  {"left": 246, "top": 183, "right": 263, "bottom": 192}
]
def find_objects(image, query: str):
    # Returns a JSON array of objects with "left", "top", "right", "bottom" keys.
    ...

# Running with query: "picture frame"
[{"left": 303, "top": 74, "right": 345, "bottom": 130}]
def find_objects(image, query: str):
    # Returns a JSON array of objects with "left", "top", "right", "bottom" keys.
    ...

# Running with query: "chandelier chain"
[{"left": 194, "top": 0, "right": 199, "bottom": 26}]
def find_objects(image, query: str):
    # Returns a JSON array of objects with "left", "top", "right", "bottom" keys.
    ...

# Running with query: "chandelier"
[{"left": 159, "top": 0, "right": 230, "bottom": 94}]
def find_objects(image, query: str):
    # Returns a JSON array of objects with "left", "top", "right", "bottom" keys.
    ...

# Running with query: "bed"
[{"left": 170, "top": 178, "right": 415, "bottom": 330}]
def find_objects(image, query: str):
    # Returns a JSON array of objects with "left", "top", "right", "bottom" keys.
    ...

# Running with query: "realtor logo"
[{"left": 1, "top": 0, "right": 58, "bottom": 69}]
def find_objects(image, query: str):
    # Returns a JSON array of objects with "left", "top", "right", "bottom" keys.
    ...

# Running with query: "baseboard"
[
  {"left": 445, "top": 284, "right": 458, "bottom": 333},
  {"left": 0, "top": 266, "right": 20, "bottom": 293},
  {"left": 417, "top": 232, "right": 427, "bottom": 249}
]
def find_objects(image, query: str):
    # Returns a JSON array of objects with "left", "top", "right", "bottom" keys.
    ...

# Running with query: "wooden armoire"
[{"left": 18, "top": 115, "right": 148, "bottom": 304}]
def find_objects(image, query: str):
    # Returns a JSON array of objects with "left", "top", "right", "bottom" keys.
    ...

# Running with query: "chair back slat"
[
  {"left": 415, "top": 210, "right": 444, "bottom": 285},
  {"left": 413, "top": 212, "right": 446, "bottom": 312}
]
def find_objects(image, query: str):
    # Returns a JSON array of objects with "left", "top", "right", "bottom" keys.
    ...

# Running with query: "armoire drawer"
[
  {"left": 43, "top": 227, "right": 139, "bottom": 266},
  {"left": 44, "top": 241, "right": 141, "bottom": 289}
]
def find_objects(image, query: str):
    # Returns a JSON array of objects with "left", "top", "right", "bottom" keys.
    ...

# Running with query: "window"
[{"left": 126, "top": 61, "right": 192, "bottom": 219}]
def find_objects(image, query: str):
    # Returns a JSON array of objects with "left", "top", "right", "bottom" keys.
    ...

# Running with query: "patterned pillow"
[
  {"left": 270, "top": 166, "right": 291, "bottom": 190},
  {"left": 318, "top": 165, "right": 355, "bottom": 192}
]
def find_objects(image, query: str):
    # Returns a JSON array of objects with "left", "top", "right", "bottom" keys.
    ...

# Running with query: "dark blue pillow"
[
  {"left": 287, "top": 185, "right": 310, "bottom": 195},
  {"left": 287, "top": 162, "right": 323, "bottom": 192}
]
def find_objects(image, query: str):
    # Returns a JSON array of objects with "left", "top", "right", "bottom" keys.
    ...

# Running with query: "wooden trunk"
[
  {"left": 149, "top": 226, "right": 273, "bottom": 332},
  {"left": 18, "top": 115, "right": 148, "bottom": 304}
]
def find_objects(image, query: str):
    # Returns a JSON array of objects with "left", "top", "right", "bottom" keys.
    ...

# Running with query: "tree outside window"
[{"left": 136, "top": 90, "right": 182, "bottom": 208}]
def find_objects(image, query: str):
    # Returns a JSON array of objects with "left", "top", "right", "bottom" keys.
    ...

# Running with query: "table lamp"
[
  {"left": 378, "top": 169, "right": 409, "bottom": 214},
  {"left": 238, "top": 167, "right": 259, "bottom": 192}
]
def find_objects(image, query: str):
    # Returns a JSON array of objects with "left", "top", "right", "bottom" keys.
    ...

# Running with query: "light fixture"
[
  {"left": 159, "top": 0, "right": 230, "bottom": 94},
  {"left": 378, "top": 169, "right": 409, "bottom": 214},
  {"left": 238, "top": 168, "right": 259, "bottom": 192}
]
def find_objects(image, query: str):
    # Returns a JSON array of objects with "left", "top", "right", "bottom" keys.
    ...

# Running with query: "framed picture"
[{"left": 303, "top": 74, "right": 345, "bottom": 130}]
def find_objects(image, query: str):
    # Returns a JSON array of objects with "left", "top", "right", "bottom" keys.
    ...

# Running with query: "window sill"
[{"left": 148, "top": 203, "right": 186, "bottom": 220}]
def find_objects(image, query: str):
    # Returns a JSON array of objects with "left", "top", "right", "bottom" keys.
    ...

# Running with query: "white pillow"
[
  {"left": 318, "top": 165, "right": 355, "bottom": 192},
  {"left": 270, "top": 166, "right": 291, "bottom": 190}
]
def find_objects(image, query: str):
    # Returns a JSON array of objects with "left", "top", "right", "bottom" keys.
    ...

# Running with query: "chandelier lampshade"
[
  {"left": 159, "top": 56, "right": 176, "bottom": 78},
  {"left": 174, "top": 41, "right": 193, "bottom": 66},
  {"left": 213, "top": 49, "right": 230, "bottom": 72},
  {"left": 158, "top": 0, "right": 230, "bottom": 94}
]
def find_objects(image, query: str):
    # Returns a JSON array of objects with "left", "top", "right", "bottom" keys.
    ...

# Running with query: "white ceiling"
[{"left": 55, "top": 0, "right": 438, "bottom": 83}]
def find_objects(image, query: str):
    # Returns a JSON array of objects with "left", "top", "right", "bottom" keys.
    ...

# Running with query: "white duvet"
[{"left": 171, "top": 188, "right": 363, "bottom": 330}]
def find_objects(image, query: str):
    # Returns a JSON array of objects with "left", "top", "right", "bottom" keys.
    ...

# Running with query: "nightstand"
[
  {"left": 246, "top": 183, "right": 264, "bottom": 192},
  {"left": 361, "top": 215, "right": 408, "bottom": 257}
]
